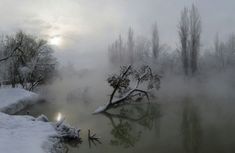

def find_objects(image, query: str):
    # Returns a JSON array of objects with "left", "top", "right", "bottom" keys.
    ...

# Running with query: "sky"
[{"left": 0, "top": 0, "right": 235, "bottom": 67}]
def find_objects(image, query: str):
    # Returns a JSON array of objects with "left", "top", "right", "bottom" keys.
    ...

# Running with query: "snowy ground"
[
  {"left": 0, "top": 88, "right": 39, "bottom": 114},
  {"left": 0, "top": 88, "right": 58, "bottom": 153},
  {"left": 0, "top": 112, "right": 57, "bottom": 153}
]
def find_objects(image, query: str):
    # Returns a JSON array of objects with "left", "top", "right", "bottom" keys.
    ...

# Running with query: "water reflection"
[
  {"left": 56, "top": 112, "right": 62, "bottom": 121},
  {"left": 88, "top": 129, "right": 102, "bottom": 148},
  {"left": 49, "top": 137, "right": 82, "bottom": 153},
  {"left": 181, "top": 98, "right": 202, "bottom": 153},
  {"left": 102, "top": 103, "right": 161, "bottom": 148},
  {"left": 16, "top": 95, "right": 235, "bottom": 153}
]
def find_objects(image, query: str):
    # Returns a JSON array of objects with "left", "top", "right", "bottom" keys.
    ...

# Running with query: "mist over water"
[
  {"left": 15, "top": 55, "right": 234, "bottom": 153},
  {"left": 2, "top": 0, "right": 235, "bottom": 152}
]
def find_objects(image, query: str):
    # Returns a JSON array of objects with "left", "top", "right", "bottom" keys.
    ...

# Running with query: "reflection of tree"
[
  {"left": 181, "top": 98, "right": 202, "bottom": 153},
  {"left": 109, "top": 118, "right": 141, "bottom": 148},
  {"left": 48, "top": 137, "right": 82, "bottom": 153},
  {"left": 103, "top": 103, "right": 161, "bottom": 148}
]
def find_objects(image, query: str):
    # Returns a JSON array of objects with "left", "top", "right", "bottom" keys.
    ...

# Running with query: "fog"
[
  {"left": 1, "top": 1, "right": 234, "bottom": 152},
  {"left": 0, "top": 0, "right": 234, "bottom": 106},
  {"left": 1, "top": 0, "right": 235, "bottom": 66}
]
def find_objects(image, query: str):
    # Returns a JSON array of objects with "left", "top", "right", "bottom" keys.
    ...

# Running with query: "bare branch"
[{"left": 94, "top": 65, "right": 160, "bottom": 114}]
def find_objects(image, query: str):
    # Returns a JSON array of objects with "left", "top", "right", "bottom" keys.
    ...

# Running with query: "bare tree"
[
  {"left": 189, "top": 4, "right": 201, "bottom": 75},
  {"left": 178, "top": 5, "right": 201, "bottom": 76},
  {"left": 179, "top": 7, "right": 190, "bottom": 76},
  {"left": 214, "top": 33, "right": 225, "bottom": 69},
  {"left": 117, "top": 35, "right": 124, "bottom": 63},
  {"left": 127, "top": 27, "right": 135, "bottom": 64},
  {"left": 108, "top": 34, "right": 126, "bottom": 66},
  {"left": 108, "top": 27, "right": 152, "bottom": 66},
  {"left": 152, "top": 23, "right": 160, "bottom": 60},
  {"left": 226, "top": 34, "right": 235, "bottom": 66},
  {"left": 135, "top": 36, "right": 151, "bottom": 63}
]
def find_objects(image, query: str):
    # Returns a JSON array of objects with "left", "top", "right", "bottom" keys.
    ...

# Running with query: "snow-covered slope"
[
  {"left": 0, "top": 88, "right": 39, "bottom": 114},
  {"left": 0, "top": 88, "right": 58, "bottom": 153},
  {"left": 0, "top": 112, "right": 56, "bottom": 153},
  {"left": 0, "top": 88, "right": 81, "bottom": 153}
]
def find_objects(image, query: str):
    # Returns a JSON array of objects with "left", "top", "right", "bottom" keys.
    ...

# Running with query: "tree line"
[{"left": 108, "top": 4, "right": 235, "bottom": 77}]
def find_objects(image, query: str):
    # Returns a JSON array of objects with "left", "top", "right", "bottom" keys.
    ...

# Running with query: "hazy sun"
[{"left": 49, "top": 36, "right": 62, "bottom": 46}]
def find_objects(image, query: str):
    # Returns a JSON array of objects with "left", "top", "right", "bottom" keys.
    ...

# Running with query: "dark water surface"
[{"left": 16, "top": 96, "right": 235, "bottom": 153}]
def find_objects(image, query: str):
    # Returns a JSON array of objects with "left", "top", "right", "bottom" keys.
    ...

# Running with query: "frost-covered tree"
[
  {"left": 0, "top": 31, "right": 57, "bottom": 90},
  {"left": 0, "top": 32, "right": 25, "bottom": 87}
]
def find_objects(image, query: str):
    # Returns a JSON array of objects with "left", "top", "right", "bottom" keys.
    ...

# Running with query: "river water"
[{"left": 16, "top": 94, "right": 235, "bottom": 153}]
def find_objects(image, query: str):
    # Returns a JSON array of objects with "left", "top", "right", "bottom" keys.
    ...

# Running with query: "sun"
[{"left": 49, "top": 35, "right": 62, "bottom": 46}]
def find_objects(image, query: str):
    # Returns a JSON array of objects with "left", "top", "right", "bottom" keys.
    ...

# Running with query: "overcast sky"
[{"left": 0, "top": 0, "right": 235, "bottom": 67}]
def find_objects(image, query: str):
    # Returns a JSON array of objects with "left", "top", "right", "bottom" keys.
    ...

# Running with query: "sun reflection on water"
[{"left": 56, "top": 112, "right": 62, "bottom": 121}]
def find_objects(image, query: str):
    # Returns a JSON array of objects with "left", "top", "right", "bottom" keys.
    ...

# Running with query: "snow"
[
  {"left": 0, "top": 87, "right": 82, "bottom": 153},
  {"left": 0, "top": 112, "right": 57, "bottom": 153},
  {"left": 0, "top": 88, "right": 39, "bottom": 114},
  {"left": 0, "top": 88, "right": 57, "bottom": 153},
  {"left": 93, "top": 105, "right": 107, "bottom": 114},
  {"left": 93, "top": 88, "right": 141, "bottom": 114}
]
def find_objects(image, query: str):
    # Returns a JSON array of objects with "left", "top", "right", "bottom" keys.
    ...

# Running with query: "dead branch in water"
[{"left": 88, "top": 129, "right": 101, "bottom": 148}]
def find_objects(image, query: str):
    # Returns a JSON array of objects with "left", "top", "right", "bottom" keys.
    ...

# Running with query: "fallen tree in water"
[{"left": 94, "top": 65, "right": 161, "bottom": 114}]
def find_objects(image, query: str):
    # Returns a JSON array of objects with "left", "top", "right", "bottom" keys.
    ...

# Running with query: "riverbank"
[
  {"left": 0, "top": 88, "right": 40, "bottom": 114},
  {"left": 0, "top": 87, "right": 57, "bottom": 153}
]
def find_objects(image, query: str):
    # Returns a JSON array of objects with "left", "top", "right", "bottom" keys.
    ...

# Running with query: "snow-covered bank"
[
  {"left": 0, "top": 88, "right": 39, "bottom": 114},
  {"left": 0, "top": 88, "right": 57, "bottom": 153},
  {"left": 0, "top": 87, "right": 81, "bottom": 153},
  {"left": 0, "top": 112, "right": 57, "bottom": 153}
]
